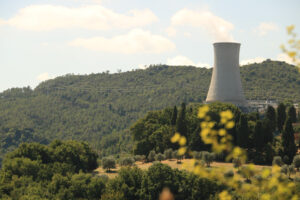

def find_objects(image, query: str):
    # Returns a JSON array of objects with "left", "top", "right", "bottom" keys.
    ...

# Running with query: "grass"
[{"left": 94, "top": 159, "right": 278, "bottom": 178}]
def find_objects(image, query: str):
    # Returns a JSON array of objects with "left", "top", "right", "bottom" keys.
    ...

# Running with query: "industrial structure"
[{"left": 206, "top": 42, "right": 247, "bottom": 107}]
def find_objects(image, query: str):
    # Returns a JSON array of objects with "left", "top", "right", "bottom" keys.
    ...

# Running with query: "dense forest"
[
  {"left": 131, "top": 102, "right": 299, "bottom": 165},
  {"left": 0, "top": 141, "right": 225, "bottom": 199},
  {"left": 0, "top": 60, "right": 300, "bottom": 164}
]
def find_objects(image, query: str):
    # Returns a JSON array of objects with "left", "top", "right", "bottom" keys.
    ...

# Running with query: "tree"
[
  {"left": 253, "top": 121, "right": 264, "bottom": 150},
  {"left": 134, "top": 155, "right": 146, "bottom": 162},
  {"left": 172, "top": 150, "right": 182, "bottom": 164},
  {"left": 202, "top": 152, "right": 215, "bottom": 167},
  {"left": 287, "top": 106, "right": 297, "bottom": 123},
  {"left": 171, "top": 106, "right": 177, "bottom": 125},
  {"left": 282, "top": 117, "right": 297, "bottom": 163},
  {"left": 102, "top": 157, "right": 116, "bottom": 172},
  {"left": 262, "top": 119, "right": 274, "bottom": 144},
  {"left": 176, "top": 103, "right": 187, "bottom": 137},
  {"left": 272, "top": 156, "right": 283, "bottom": 166},
  {"left": 292, "top": 155, "right": 300, "bottom": 171},
  {"left": 147, "top": 150, "right": 156, "bottom": 162},
  {"left": 265, "top": 105, "right": 276, "bottom": 133},
  {"left": 277, "top": 103, "right": 286, "bottom": 132},
  {"left": 120, "top": 157, "right": 135, "bottom": 166},
  {"left": 155, "top": 153, "right": 165, "bottom": 162},
  {"left": 280, "top": 164, "right": 295, "bottom": 178},
  {"left": 236, "top": 114, "right": 249, "bottom": 148},
  {"left": 164, "top": 149, "right": 173, "bottom": 160}
]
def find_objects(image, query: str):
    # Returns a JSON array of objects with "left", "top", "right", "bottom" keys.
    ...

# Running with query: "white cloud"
[
  {"left": 254, "top": 22, "right": 278, "bottom": 36},
  {"left": 37, "top": 72, "right": 52, "bottom": 81},
  {"left": 184, "top": 32, "right": 192, "bottom": 37},
  {"left": 241, "top": 57, "right": 266, "bottom": 65},
  {"left": 167, "top": 55, "right": 211, "bottom": 68},
  {"left": 69, "top": 29, "right": 176, "bottom": 54},
  {"left": 0, "top": 19, "right": 6, "bottom": 26},
  {"left": 1, "top": 5, "right": 158, "bottom": 31},
  {"left": 41, "top": 42, "right": 49, "bottom": 46},
  {"left": 170, "top": 8, "right": 234, "bottom": 42},
  {"left": 165, "top": 26, "right": 177, "bottom": 37}
]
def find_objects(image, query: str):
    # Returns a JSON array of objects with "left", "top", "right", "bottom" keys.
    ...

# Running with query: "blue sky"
[{"left": 0, "top": 0, "right": 299, "bottom": 92}]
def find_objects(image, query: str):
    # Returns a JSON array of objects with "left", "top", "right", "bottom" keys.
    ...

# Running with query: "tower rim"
[{"left": 213, "top": 42, "right": 240, "bottom": 46}]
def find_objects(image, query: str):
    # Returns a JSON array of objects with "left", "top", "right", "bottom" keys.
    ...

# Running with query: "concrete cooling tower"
[{"left": 206, "top": 42, "right": 247, "bottom": 106}]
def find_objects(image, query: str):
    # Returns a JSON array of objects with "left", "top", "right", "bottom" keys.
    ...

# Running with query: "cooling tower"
[{"left": 206, "top": 42, "right": 247, "bottom": 106}]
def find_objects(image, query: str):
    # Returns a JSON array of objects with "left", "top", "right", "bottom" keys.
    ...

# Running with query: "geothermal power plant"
[{"left": 206, "top": 42, "right": 247, "bottom": 107}]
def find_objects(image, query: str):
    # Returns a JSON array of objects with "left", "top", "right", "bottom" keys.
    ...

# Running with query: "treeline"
[
  {"left": 1, "top": 60, "right": 300, "bottom": 164},
  {"left": 0, "top": 141, "right": 225, "bottom": 200},
  {"left": 131, "top": 102, "right": 299, "bottom": 165}
]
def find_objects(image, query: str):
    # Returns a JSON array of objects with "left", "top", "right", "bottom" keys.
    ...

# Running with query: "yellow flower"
[
  {"left": 232, "top": 147, "right": 242, "bottom": 157},
  {"left": 179, "top": 136, "right": 187, "bottom": 146},
  {"left": 219, "top": 129, "right": 226, "bottom": 136},
  {"left": 201, "top": 122, "right": 208, "bottom": 128},
  {"left": 221, "top": 118, "right": 228, "bottom": 124},
  {"left": 225, "top": 121, "right": 235, "bottom": 129},
  {"left": 208, "top": 122, "right": 215, "bottom": 128},
  {"left": 287, "top": 25, "right": 295, "bottom": 34},
  {"left": 171, "top": 133, "right": 181, "bottom": 143},
  {"left": 178, "top": 147, "right": 186, "bottom": 155},
  {"left": 220, "top": 110, "right": 234, "bottom": 120},
  {"left": 219, "top": 190, "right": 232, "bottom": 200},
  {"left": 261, "top": 168, "right": 271, "bottom": 179},
  {"left": 198, "top": 105, "right": 209, "bottom": 119},
  {"left": 288, "top": 51, "right": 296, "bottom": 58},
  {"left": 291, "top": 195, "right": 298, "bottom": 200},
  {"left": 201, "top": 128, "right": 210, "bottom": 138},
  {"left": 261, "top": 194, "right": 271, "bottom": 200}
]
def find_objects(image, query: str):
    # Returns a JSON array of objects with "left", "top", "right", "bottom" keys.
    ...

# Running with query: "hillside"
[{"left": 0, "top": 60, "right": 300, "bottom": 162}]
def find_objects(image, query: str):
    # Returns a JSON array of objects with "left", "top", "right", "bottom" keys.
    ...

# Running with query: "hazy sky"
[{"left": 0, "top": 0, "right": 299, "bottom": 92}]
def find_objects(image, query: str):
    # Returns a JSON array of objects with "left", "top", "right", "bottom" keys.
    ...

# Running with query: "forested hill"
[{"left": 0, "top": 60, "right": 299, "bottom": 161}]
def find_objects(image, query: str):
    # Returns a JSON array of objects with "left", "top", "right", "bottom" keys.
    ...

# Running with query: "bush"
[
  {"left": 272, "top": 156, "right": 283, "bottom": 166},
  {"left": 147, "top": 150, "right": 156, "bottom": 162},
  {"left": 155, "top": 153, "right": 165, "bottom": 162},
  {"left": 224, "top": 170, "right": 234, "bottom": 178},
  {"left": 172, "top": 150, "right": 183, "bottom": 163},
  {"left": 292, "top": 155, "right": 300, "bottom": 171},
  {"left": 193, "top": 151, "right": 202, "bottom": 160},
  {"left": 202, "top": 152, "right": 215, "bottom": 167},
  {"left": 120, "top": 157, "right": 135, "bottom": 166},
  {"left": 134, "top": 155, "right": 146, "bottom": 162},
  {"left": 283, "top": 155, "right": 290, "bottom": 164},
  {"left": 281, "top": 164, "right": 288, "bottom": 174},
  {"left": 164, "top": 149, "right": 173, "bottom": 160},
  {"left": 102, "top": 157, "right": 116, "bottom": 172},
  {"left": 233, "top": 158, "right": 242, "bottom": 168}
]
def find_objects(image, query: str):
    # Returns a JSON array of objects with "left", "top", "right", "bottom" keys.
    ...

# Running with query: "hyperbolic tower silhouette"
[{"left": 206, "top": 42, "right": 247, "bottom": 106}]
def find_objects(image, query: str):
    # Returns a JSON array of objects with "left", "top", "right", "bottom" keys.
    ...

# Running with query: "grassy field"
[{"left": 94, "top": 159, "right": 277, "bottom": 178}]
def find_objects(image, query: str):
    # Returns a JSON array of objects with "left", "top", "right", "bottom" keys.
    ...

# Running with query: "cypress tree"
[
  {"left": 282, "top": 117, "right": 297, "bottom": 163},
  {"left": 265, "top": 105, "right": 276, "bottom": 133},
  {"left": 262, "top": 118, "right": 273, "bottom": 144},
  {"left": 171, "top": 106, "right": 177, "bottom": 125},
  {"left": 236, "top": 114, "right": 249, "bottom": 148},
  {"left": 287, "top": 106, "right": 297, "bottom": 123},
  {"left": 277, "top": 103, "right": 286, "bottom": 132},
  {"left": 253, "top": 121, "right": 264, "bottom": 150},
  {"left": 176, "top": 103, "right": 187, "bottom": 137}
]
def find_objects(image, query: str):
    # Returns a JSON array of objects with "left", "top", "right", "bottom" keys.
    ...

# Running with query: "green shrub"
[
  {"left": 272, "top": 156, "right": 283, "bottom": 166},
  {"left": 155, "top": 153, "right": 165, "bottom": 162},
  {"left": 102, "top": 157, "right": 116, "bottom": 172},
  {"left": 292, "top": 155, "right": 300, "bottom": 170},
  {"left": 147, "top": 150, "right": 156, "bottom": 162},
  {"left": 119, "top": 157, "right": 135, "bottom": 166}
]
